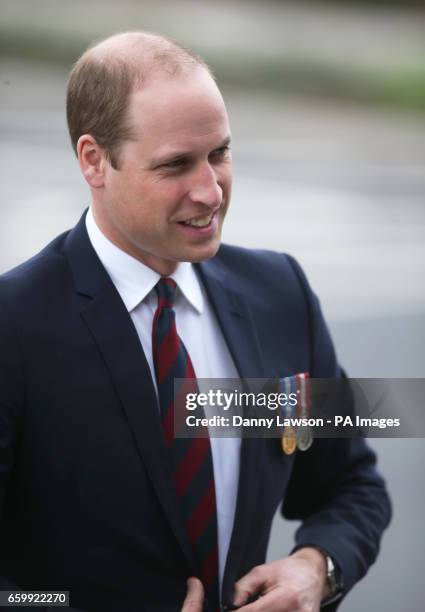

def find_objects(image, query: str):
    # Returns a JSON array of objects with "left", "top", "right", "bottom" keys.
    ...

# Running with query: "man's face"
[{"left": 94, "top": 66, "right": 232, "bottom": 275}]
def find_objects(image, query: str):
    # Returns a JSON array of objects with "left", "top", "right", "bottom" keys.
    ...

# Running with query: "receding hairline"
[{"left": 79, "top": 30, "right": 212, "bottom": 87}]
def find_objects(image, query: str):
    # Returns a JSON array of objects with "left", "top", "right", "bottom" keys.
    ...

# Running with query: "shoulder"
[
  {"left": 203, "top": 243, "right": 338, "bottom": 376},
  {"left": 209, "top": 243, "right": 314, "bottom": 303},
  {"left": 0, "top": 230, "right": 71, "bottom": 319}
]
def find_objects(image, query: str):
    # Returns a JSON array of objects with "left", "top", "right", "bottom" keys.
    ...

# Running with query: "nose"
[{"left": 188, "top": 162, "right": 223, "bottom": 209}]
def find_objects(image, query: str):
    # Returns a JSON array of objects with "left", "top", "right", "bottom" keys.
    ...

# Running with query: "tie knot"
[{"left": 154, "top": 277, "right": 177, "bottom": 308}]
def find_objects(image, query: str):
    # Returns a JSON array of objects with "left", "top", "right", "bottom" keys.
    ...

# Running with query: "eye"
[
  {"left": 161, "top": 158, "right": 187, "bottom": 169},
  {"left": 210, "top": 145, "right": 231, "bottom": 158}
]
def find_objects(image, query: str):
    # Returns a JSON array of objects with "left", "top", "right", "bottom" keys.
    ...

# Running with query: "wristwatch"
[{"left": 320, "top": 550, "right": 343, "bottom": 607}]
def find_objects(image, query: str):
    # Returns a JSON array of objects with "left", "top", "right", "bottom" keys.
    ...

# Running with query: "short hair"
[{"left": 66, "top": 31, "right": 211, "bottom": 169}]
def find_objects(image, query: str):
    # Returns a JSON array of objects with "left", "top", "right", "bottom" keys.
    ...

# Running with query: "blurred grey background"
[{"left": 1, "top": 0, "right": 424, "bottom": 609}]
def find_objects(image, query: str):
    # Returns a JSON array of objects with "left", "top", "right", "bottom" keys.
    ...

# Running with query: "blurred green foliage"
[
  {"left": 1, "top": 0, "right": 425, "bottom": 113},
  {"left": 1, "top": 27, "right": 424, "bottom": 112}
]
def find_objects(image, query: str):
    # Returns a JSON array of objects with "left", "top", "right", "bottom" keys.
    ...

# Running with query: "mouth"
[{"left": 178, "top": 212, "right": 215, "bottom": 229}]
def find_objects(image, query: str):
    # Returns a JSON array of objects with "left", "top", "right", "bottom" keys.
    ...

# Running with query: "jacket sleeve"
[{"left": 282, "top": 256, "right": 392, "bottom": 606}]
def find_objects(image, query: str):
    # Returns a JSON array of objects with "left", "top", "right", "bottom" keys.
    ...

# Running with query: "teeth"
[{"left": 183, "top": 215, "right": 213, "bottom": 228}]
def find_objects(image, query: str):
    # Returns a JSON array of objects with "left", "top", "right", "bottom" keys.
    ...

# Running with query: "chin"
[{"left": 182, "top": 241, "right": 221, "bottom": 264}]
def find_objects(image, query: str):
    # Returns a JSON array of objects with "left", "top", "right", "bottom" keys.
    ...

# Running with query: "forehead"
[{"left": 126, "top": 68, "right": 230, "bottom": 151}]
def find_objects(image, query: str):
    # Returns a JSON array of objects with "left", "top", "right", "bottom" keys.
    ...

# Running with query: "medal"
[
  {"left": 297, "top": 425, "right": 313, "bottom": 451},
  {"left": 295, "top": 373, "right": 313, "bottom": 451},
  {"left": 282, "top": 426, "right": 297, "bottom": 455}
]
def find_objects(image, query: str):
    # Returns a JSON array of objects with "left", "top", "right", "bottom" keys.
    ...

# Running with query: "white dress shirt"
[{"left": 86, "top": 207, "right": 241, "bottom": 588}]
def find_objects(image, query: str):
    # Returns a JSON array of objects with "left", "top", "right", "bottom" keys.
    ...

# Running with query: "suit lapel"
[
  {"left": 63, "top": 214, "right": 196, "bottom": 573},
  {"left": 197, "top": 260, "right": 269, "bottom": 599},
  {"left": 197, "top": 259, "right": 267, "bottom": 380}
]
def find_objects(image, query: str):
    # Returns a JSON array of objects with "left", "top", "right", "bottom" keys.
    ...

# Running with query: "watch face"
[
  {"left": 319, "top": 552, "right": 343, "bottom": 606},
  {"left": 326, "top": 554, "right": 339, "bottom": 594},
  {"left": 309, "top": 548, "right": 343, "bottom": 604}
]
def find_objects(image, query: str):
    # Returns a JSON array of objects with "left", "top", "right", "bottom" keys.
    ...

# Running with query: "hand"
[
  {"left": 232, "top": 547, "right": 329, "bottom": 611},
  {"left": 181, "top": 577, "right": 205, "bottom": 611}
]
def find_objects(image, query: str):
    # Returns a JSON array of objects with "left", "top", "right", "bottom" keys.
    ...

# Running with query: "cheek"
[
  {"left": 146, "top": 181, "right": 187, "bottom": 218},
  {"left": 124, "top": 186, "right": 176, "bottom": 231},
  {"left": 111, "top": 173, "right": 187, "bottom": 229},
  {"left": 156, "top": 176, "right": 188, "bottom": 199}
]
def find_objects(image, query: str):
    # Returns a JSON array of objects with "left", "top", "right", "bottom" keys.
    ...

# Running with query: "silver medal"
[{"left": 297, "top": 425, "right": 313, "bottom": 451}]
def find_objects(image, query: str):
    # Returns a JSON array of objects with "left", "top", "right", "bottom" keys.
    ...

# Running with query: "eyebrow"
[{"left": 149, "top": 136, "right": 232, "bottom": 168}]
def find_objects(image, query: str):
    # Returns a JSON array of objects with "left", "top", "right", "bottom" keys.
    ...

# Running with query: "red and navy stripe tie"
[{"left": 152, "top": 277, "right": 219, "bottom": 607}]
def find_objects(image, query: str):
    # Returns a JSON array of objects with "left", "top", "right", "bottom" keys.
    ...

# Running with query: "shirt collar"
[{"left": 85, "top": 207, "right": 203, "bottom": 314}]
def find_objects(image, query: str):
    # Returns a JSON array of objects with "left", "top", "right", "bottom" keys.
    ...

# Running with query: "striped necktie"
[{"left": 152, "top": 277, "right": 219, "bottom": 608}]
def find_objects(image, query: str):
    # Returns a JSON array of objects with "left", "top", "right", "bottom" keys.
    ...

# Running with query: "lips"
[
  {"left": 181, "top": 214, "right": 213, "bottom": 228},
  {"left": 175, "top": 209, "right": 221, "bottom": 239},
  {"left": 178, "top": 211, "right": 217, "bottom": 228}
]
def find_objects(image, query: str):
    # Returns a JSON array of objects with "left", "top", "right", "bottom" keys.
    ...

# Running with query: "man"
[{"left": 0, "top": 32, "right": 390, "bottom": 611}]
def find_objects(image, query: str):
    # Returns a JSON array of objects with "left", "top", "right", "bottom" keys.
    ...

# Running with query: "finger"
[
  {"left": 236, "top": 590, "right": 286, "bottom": 612},
  {"left": 233, "top": 565, "right": 267, "bottom": 607},
  {"left": 181, "top": 577, "right": 204, "bottom": 612}
]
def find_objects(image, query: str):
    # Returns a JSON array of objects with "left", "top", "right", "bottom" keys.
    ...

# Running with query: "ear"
[{"left": 77, "top": 134, "right": 107, "bottom": 188}]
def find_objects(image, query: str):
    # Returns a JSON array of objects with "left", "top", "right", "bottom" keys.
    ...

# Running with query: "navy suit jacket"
[{"left": 0, "top": 212, "right": 391, "bottom": 611}]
